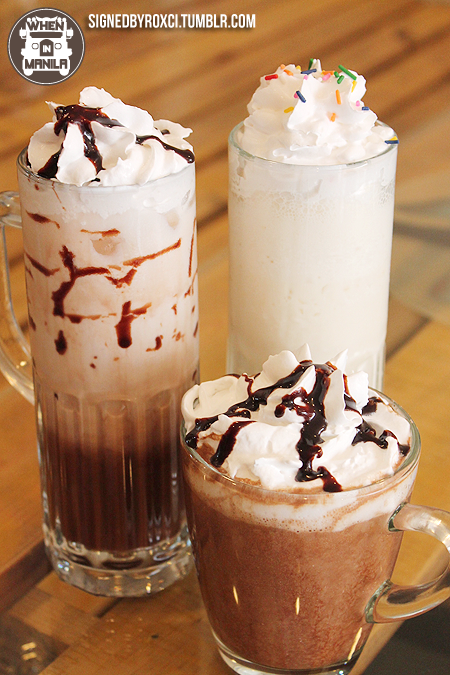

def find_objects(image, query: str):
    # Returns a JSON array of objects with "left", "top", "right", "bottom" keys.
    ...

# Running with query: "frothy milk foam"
[{"left": 182, "top": 345, "right": 416, "bottom": 532}]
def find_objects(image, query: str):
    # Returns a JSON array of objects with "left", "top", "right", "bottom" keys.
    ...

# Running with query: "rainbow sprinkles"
[
  {"left": 264, "top": 59, "right": 399, "bottom": 145},
  {"left": 238, "top": 59, "right": 399, "bottom": 164}
]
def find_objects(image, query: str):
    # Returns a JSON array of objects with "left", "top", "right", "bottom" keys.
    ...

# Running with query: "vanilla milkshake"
[
  {"left": 17, "top": 88, "right": 198, "bottom": 595},
  {"left": 181, "top": 345, "right": 419, "bottom": 673},
  {"left": 228, "top": 60, "right": 398, "bottom": 387}
]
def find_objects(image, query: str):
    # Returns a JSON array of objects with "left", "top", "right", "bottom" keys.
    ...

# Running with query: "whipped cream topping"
[
  {"left": 237, "top": 59, "right": 397, "bottom": 165},
  {"left": 28, "top": 87, "right": 194, "bottom": 186},
  {"left": 182, "top": 345, "right": 411, "bottom": 492}
]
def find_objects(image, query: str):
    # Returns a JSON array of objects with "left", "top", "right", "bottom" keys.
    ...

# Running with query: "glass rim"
[
  {"left": 16, "top": 146, "right": 194, "bottom": 192},
  {"left": 181, "top": 387, "right": 420, "bottom": 499},
  {"left": 228, "top": 121, "right": 398, "bottom": 170}
]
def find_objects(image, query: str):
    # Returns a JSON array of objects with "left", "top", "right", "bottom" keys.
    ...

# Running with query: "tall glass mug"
[
  {"left": 181, "top": 392, "right": 450, "bottom": 675},
  {"left": 0, "top": 150, "right": 199, "bottom": 596},
  {"left": 228, "top": 123, "right": 398, "bottom": 389}
]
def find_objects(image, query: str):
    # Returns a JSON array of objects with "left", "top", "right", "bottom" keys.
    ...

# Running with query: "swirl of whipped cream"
[
  {"left": 182, "top": 345, "right": 411, "bottom": 492},
  {"left": 28, "top": 87, "right": 194, "bottom": 186},
  {"left": 237, "top": 59, "right": 397, "bottom": 165}
]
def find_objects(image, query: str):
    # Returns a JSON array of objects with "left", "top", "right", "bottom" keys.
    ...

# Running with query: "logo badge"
[{"left": 8, "top": 8, "right": 84, "bottom": 85}]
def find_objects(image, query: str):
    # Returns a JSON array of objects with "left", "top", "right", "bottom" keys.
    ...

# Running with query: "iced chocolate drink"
[
  {"left": 181, "top": 346, "right": 421, "bottom": 674},
  {"left": 17, "top": 88, "right": 198, "bottom": 595},
  {"left": 228, "top": 60, "right": 398, "bottom": 388}
]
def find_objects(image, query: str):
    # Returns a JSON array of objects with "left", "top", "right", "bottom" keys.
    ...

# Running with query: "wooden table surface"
[{"left": 0, "top": 0, "right": 450, "bottom": 672}]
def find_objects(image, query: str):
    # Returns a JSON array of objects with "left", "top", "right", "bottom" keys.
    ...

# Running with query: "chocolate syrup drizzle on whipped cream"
[
  {"left": 37, "top": 104, "right": 194, "bottom": 180},
  {"left": 185, "top": 362, "right": 409, "bottom": 493}
]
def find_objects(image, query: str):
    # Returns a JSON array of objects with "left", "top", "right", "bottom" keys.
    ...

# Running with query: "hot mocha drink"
[{"left": 182, "top": 346, "right": 415, "bottom": 671}]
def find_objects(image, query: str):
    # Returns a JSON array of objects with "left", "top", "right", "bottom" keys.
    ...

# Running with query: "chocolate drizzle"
[
  {"left": 362, "top": 397, "right": 382, "bottom": 415},
  {"left": 54, "top": 330, "right": 67, "bottom": 354},
  {"left": 211, "top": 420, "right": 254, "bottom": 467},
  {"left": 352, "top": 420, "right": 387, "bottom": 447},
  {"left": 146, "top": 335, "right": 163, "bottom": 352},
  {"left": 188, "top": 219, "right": 196, "bottom": 277},
  {"left": 185, "top": 361, "right": 343, "bottom": 491},
  {"left": 273, "top": 364, "right": 342, "bottom": 491},
  {"left": 293, "top": 366, "right": 343, "bottom": 492},
  {"left": 102, "top": 238, "right": 182, "bottom": 289},
  {"left": 115, "top": 301, "right": 151, "bottom": 349},
  {"left": 26, "top": 211, "right": 60, "bottom": 229},
  {"left": 106, "top": 268, "right": 137, "bottom": 288},
  {"left": 381, "top": 430, "right": 410, "bottom": 457},
  {"left": 186, "top": 363, "right": 411, "bottom": 494},
  {"left": 38, "top": 149, "right": 61, "bottom": 180},
  {"left": 30, "top": 237, "right": 179, "bottom": 354},
  {"left": 81, "top": 228, "right": 120, "bottom": 237},
  {"left": 52, "top": 246, "right": 109, "bottom": 318},
  {"left": 123, "top": 239, "right": 182, "bottom": 270},
  {"left": 136, "top": 134, "right": 195, "bottom": 163},
  {"left": 343, "top": 374, "right": 358, "bottom": 412},
  {"left": 352, "top": 421, "right": 410, "bottom": 457},
  {"left": 37, "top": 104, "right": 194, "bottom": 180},
  {"left": 185, "top": 361, "right": 315, "bottom": 450},
  {"left": 26, "top": 253, "right": 59, "bottom": 277}
]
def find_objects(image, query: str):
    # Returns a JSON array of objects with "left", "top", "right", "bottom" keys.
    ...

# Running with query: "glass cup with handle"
[
  {"left": 0, "top": 148, "right": 199, "bottom": 596},
  {"left": 181, "top": 390, "right": 450, "bottom": 675}
]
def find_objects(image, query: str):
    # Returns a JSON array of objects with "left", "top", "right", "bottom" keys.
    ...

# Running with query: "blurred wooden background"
[{"left": 0, "top": 1, "right": 449, "bottom": 673}]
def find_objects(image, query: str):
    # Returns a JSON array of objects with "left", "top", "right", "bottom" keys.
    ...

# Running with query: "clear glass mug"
[
  {"left": 228, "top": 123, "right": 398, "bottom": 390},
  {"left": 181, "top": 391, "right": 450, "bottom": 675},
  {"left": 0, "top": 149, "right": 199, "bottom": 596}
]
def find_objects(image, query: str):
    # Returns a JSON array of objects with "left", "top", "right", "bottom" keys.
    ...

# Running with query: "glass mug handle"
[
  {"left": 0, "top": 191, "right": 34, "bottom": 403},
  {"left": 366, "top": 502, "right": 450, "bottom": 622}
]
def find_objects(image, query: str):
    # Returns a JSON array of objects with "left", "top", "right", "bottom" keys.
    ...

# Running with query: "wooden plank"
[
  {"left": 196, "top": 154, "right": 228, "bottom": 225},
  {"left": 0, "top": 541, "right": 50, "bottom": 615},
  {"left": 37, "top": 571, "right": 224, "bottom": 675},
  {"left": 9, "top": 575, "right": 115, "bottom": 645},
  {"left": 3, "top": 572, "right": 115, "bottom": 673},
  {"left": 0, "top": 387, "right": 44, "bottom": 612},
  {"left": 386, "top": 296, "right": 427, "bottom": 359},
  {"left": 0, "top": 0, "right": 259, "bottom": 107},
  {"left": 365, "top": 26, "right": 450, "bottom": 128},
  {"left": 35, "top": 574, "right": 115, "bottom": 616},
  {"left": 0, "top": 612, "right": 66, "bottom": 674},
  {"left": 10, "top": 588, "right": 105, "bottom": 646},
  {"left": 395, "top": 107, "right": 450, "bottom": 190}
]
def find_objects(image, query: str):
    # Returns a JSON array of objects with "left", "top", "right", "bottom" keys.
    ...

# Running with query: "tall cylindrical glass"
[
  {"left": 14, "top": 149, "right": 199, "bottom": 596},
  {"left": 228, "top": 123, "right": 397, "bottom": 388}
]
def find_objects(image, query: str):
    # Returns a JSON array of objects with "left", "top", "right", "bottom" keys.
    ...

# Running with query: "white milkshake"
[{"left": 228, "top": 60, "right": 398, "bottom": 387}]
